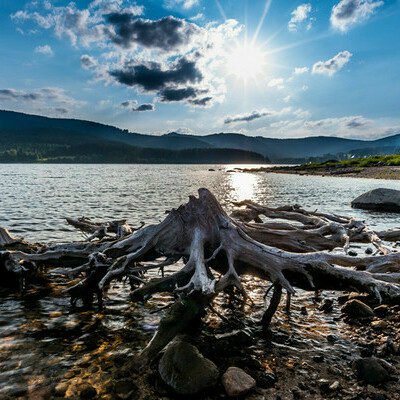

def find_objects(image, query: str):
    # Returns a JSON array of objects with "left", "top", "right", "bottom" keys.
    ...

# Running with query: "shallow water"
[{"left": 1, "top": 164, "right": 400, "bottom": 398}]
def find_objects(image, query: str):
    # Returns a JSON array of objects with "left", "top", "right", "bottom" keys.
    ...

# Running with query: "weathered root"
[
  {"left": 261, "top": 284, "right": 282, "bottom": 329},
  {"left": 3, "top": 188, "right": 400, "bottom": 363},
  {"left": 66, "top": 217, "right": 138, "bottom": 240}
]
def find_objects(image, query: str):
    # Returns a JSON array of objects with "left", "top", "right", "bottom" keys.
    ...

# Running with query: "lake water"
[
  {"left": 1, "top": 164, "right": 400, "bottom": 398},
  {"left": 1, "top": 164, "right": 400, "bottom": 243}
]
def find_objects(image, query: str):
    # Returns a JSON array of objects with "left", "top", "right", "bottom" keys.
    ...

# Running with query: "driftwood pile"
[{"left": 1, "top": 188, "right": 400, "bottom": 365}]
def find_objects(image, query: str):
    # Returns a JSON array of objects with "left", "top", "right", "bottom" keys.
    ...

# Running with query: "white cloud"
[
  {"left": 268, "top": 78, "right": 285, "bottom": 89},
  {"left": 288, "top": 3, "right": 312, "bottom": 31},
  {"left": 294, "top": 67, "right": 309, "bottom": 74},
  {"left": 165, "top": 0, "right": 199, "bottom": 9},
  {"left": 80, "top": 54, "right": 97, "bottom": 69},
  {"left": 34, "top": 44, "right": 53, "bottom": 56},
  {"left": 331, "top": 0, "right": 383, "bottom": 32},
  {"left": 312, "top": 51, "right": 352, "bottom": 76},
  {"left": 283, "top": 95, "right": 291, "bottom": 103},
  {"left": 190, "top": 13, "right": 204, "bottom": 21}
]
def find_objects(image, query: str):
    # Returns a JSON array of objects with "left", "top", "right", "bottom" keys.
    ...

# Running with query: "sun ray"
[
  {"left": 251, "top": 0, "right": 273, "bottom": 45},
  {"left": 215, "top": 0, "right": 227, "bottom": 21}
]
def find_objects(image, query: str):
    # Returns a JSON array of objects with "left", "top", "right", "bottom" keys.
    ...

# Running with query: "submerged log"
[{"left": 2, "top": 188, "right": 400, "bottom": 363}]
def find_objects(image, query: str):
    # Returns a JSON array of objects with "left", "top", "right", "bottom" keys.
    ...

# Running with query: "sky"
[{"left": 0, "top": 0, "right": 399, "bottom": 139}]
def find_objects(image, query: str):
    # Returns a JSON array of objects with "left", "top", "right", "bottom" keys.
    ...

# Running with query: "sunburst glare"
[{"left": 226, "top": 42, "right": 267, "bottom": 81}]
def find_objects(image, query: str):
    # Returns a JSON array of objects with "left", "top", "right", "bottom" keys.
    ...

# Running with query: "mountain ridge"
[{"left": 1, "top": 109, "right": 399, "bottom": 162}]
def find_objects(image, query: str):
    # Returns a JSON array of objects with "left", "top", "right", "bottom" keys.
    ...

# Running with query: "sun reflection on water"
[{"left": 229, "top": 170, "right": 258, "bottom": 201}]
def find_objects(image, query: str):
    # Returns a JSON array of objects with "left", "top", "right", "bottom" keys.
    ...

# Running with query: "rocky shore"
[{"left": 233, "top": 165, "right": 400, "bottom": 180}]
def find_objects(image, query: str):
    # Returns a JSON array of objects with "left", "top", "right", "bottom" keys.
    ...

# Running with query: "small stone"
[
  {"left": 342, "top": 299, "right": 375, "bottom": 319},
  {"left": 215, "top": 329, "right": 254, "bottom": 346},
  {"left": 318, "top": 379, "right": 330, "bottom": 393},
  {"left": 371, "top": 320, "right": 388, "bottom": 330},
  {"left": 329, "top": 381, "right": 340, "bottom": 391},
  {"left": 222, "top": 367, "right": 256, "bottom": 397},
  {"left": 300, "top": 306, "right": 308, "bottom": 315},
  {"left": 373, "top": 305, "right": 390, "bottom": 318},
  {"left": 312, "top": 355, "right": 324, "bottom": 363},
  {"left": 319, "top": 299, "right": 334, "bottom": 313},
  {"left": 79, "top": 383, "right": 97, "bottom": 399},
  {"left": 365, "top": 247, "right": 374, "bottom": 255},
  {"left": 114, "top": 379, "right": 137, "bottom": 399},
  {"left": 348, "top": 250, "right": 358, "bottom": 257},
  {"left": 352, "top": 358, "right": 390, "bottom": 385},
  {"left": 53, "top": 381, "right": 69, "bottom": 396},
  {"left": 327, "top": 334, "right": 337, "bottom": 343}
]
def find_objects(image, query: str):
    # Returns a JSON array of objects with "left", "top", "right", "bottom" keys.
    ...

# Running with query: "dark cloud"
[
  {"left": 333, "top": 0, "right": 359, "bottom": 19},
  {"left": 80, "top": 54, "right": 97, "bottom": 69},
  {"left": 224, "top": 110, "right": 274, "bottom": 124},
  {"left": 159, "top": 87, "right": 198, "bottom": 102},
  {"left": 0, "top": 89, "right": 41, "bottom": 101},
  {"left": 54, "top": 107, "right": 69, "bottom": 114},
  {"left": 107, "top": 14, "right": 200, "bottom": 50},
  {"left": 110, "top": 57, "right": 202, "bottom": 91},
  {"left": 132, "top": 103, "right": 154, "bottom": 112},
  {"left": 346, "top": 118, "right": 367, "bottom": 128},
  {"left": 189, "top": 97, "right": 212, "bottom": 106}
]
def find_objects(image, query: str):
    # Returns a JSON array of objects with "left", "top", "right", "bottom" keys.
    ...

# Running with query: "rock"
[
  {"left": 352, "top": 358, "right": 390, "bottom": 385},
  {"left": 342, "top": 299, "right": 375, "bottom": 319},
  {"left": 329, "top": 381, "right": 340, "bottom": 391},
  {"left": 365, "top": 247, "right": 374, "bottom": 255},
  {"left": 53, "top": 381, "right": 69, "bottom": 396},
  {"left": 348, "top": 250, "right": 358, "bottom": 257},
  {"left": 222, "top": 367, "right": 256, "bottom": 397},
  {"left": 300, "top": 306, "right": 308, "bottom": 315},
  {"left": 312, "top": 355, "right": 324, "bottom": 363},
  {"left": 371, "top": 320, "right": 388, "bottom": 330},
  {"left": 319, "top": 299, "right": 334, "bottom": 313},
  {"left": 215, "top": 329, "right": 254, "bottom": 346},
  {"left": 208, "top": 168, "right": 215, "bottom": 171},
  {"left": 318, "top": 379, "right": 330, "bottom": 393},
  {"left": 373, "top": 305, "right": 390, "bottom": 318},
  {"left": 351, "top": 188, "right": 400, "bottom": 212},
  {"left": 114, "top": 379, "right": 137, "bottom": 399},
  {"left": 79, "top": 383, "right": 97, "bottom": 399},
  {"left": 158, "top": 339, "right": 218, "bottom": 394},
  {"left": 327, "top": 334, "right": 337, "bottom": 343}
]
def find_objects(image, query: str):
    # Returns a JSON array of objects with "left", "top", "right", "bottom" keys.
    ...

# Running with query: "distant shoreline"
[{"left": 235, "top": 165, "right": 400, "bottom": 180}]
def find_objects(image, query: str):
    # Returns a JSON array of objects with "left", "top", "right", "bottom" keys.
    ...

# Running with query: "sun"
[{"left": 226, "top": 42, "right": 266, "bottom": 81}]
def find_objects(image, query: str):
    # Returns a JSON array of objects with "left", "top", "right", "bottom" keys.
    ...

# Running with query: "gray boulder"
[
  {"left": 158, "top": 339, "right": 218, "bottom": 394},
  {"left": 351, "top": 188, "right": 400, "bottom": 212}
]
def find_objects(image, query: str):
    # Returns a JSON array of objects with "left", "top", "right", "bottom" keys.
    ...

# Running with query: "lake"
[
  {"left": 1, "top": 164, "right": 400, "bottom": 243},
  {"left": 1, "top": 164, "right": 400, "bottom": 398}
]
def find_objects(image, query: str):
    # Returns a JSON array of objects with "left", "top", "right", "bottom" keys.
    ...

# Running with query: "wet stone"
[
  {"left": 374, "top": 305, "right": 390, "bottom": 318},
  {"left": 53, "top": 381, "right": 69, "bottom": 396},
  {"left": 352, "top": 358, "right": 390, "bottom": 385},
  {"left": 158, "top": 339, "right": 218, "bottom": 394},
  {"left": 342, "top": 299, "right": 375, "bottom": 319},
  {"left": 327, "top": 334, "right": 337, "bottom": 343},
  {"left": 319, "top": 299, "right": 334, "bottom": 313},
  {"left": 79, "top": 383, "right": 97, "bottom": 399},
  {"left": 114, "top": 379, "right": 138, "bottom": 399},
  {"left": 222, "top": 367, "right": 256, "bottom": 397}
]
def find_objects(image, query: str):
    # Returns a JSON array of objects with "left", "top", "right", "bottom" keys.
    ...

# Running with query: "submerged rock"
[
  {"left": 221, "top": 366, "right": 256, "bottom": 397},
  {"left": 351, "top": 188, "right": 400, "bottom": 212},
  {"left": 158, "top": 339, "right": 218, "bottom": 394},
  {"left": 342, "top": 299, "right": 375, "bottom": 319}
]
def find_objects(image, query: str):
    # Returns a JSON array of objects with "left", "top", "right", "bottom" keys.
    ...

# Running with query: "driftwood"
[
  {"left": 1, "top": 188, "right": 400, "bottom": 364},
  {"left": 66, "top": 217, "right": 139, "bottom": 241}
]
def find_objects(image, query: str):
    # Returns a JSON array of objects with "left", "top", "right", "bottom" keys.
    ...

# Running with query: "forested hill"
[
  {"left": 1, "top": 110, "right": 400, "bottom": 162},
  {"left": 0, "top": 112, "right": 268, "bottom": 163}
]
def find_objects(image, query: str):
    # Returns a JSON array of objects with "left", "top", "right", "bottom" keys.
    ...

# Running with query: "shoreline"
[{"left": 235, "top": 165, "right": 400, "bottom": 180}]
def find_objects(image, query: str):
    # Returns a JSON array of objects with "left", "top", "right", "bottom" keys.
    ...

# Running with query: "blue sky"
[{"left": 0, "top": 0, "right": 399, "bottom": 139}]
